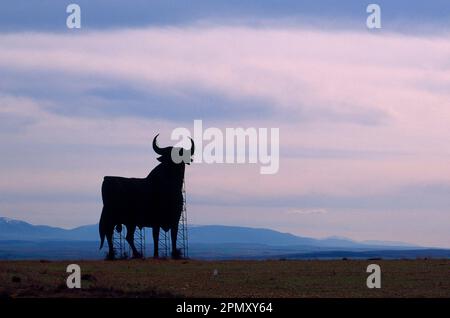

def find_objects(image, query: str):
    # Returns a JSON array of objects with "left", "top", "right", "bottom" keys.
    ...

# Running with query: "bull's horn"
[
  {"left": 152, "top": 134, "right": 164, "bottom": 155},
  {"left": 189, "top": 137, "right": 195, "bottom": 156}
]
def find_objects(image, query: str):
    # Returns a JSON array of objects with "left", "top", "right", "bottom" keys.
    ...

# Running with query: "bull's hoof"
[
  {"left": 105, "top": 252, "right": 116, "bottom": 261},
  {"left": 172, "top": 249, "right": 182, "bottom": 260},
  {"left": 132, "top": 252, "right": 143, "bottom": 259}
]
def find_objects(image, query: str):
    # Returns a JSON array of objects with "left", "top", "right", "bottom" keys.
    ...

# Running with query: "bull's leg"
[
  {"left": 171, "top": 225, "right": 181, "bottom": 259},
  {"left": 152, "top": 226, "right": 160, "bottom": 259},
  {"left": 106, "top": 228, "right": 115, "bottom": 260},
  {"left": 125, "top": 224, "right": 142, "bottom": 259}
]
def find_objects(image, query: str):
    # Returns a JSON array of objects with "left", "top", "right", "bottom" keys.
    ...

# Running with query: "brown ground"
[{"left": 0, "top": 259, "right": 448, "bottom": 298}]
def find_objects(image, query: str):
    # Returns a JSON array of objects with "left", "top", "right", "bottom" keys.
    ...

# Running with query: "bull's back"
[
  {"left": 101, "top": 174, "right": 183, "bottom": 229},
  {"left": 102, "top": 176, "right": 149, "bottom": 207}
]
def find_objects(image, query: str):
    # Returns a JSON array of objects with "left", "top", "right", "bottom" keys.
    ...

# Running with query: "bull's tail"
[{"left": 99, "top": 208, "right": 106, "bottom": 250}]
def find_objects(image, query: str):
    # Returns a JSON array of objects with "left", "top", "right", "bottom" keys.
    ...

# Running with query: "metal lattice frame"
[
  {"left": 134, "top": 227, "right": 146, "bottom": 257},
  {"left": 113, "top": 226, "right": 127, "bottom": 259},
  {"left": 158, "top": 230, "right": 171, "bottom": 258},
  {"left": 113, "top": 226, "right": 146, "bottom": 259},
  {"left": 112, "top": 228, "right": 121, "bottom": 257},
  {"left": 179, "top": 180, "right": 189, "bottom": 258},
  {"left": 157, "top": 180, "right": 189, "bottom": 258}
]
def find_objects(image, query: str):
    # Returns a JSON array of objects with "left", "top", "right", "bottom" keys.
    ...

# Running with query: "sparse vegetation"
[{"left": 0, "top": 259, "right": 448, "bottom": 298}]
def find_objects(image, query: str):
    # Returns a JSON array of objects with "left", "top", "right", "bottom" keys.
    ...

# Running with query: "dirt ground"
[{"left": 0, "top": 259, "right": 448, "bottom": 298}]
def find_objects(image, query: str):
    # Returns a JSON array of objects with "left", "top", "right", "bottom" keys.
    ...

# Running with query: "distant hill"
[
  {"left": 0, "top": 217, "right": 419, "bottom": 248},
  {"left": 0, "top": 216, "right": 448, "bottom": 260},
  {"left": 188, "top": 225, "right": 419, "bottom": 249},
  {"left": 0, "top": 217, "right": 98, "bottom": 241}
]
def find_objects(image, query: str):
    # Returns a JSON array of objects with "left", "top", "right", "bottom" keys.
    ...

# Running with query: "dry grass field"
[{"left": 0, "top": 259, "right": 448, "bottom": 298}]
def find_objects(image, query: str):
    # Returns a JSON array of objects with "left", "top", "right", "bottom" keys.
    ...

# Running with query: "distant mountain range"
[
  {"left": 0, "top": 217, "right": 99, "bottom": 241},
  {"left": 0, "top": 217, "right": 449, "bottom": 260},
  {"left": 187, "top": 225, "right": 418, "bottom": 249},
  {"left": 0, "top": 217, "right": 418, "bottom": 247}
]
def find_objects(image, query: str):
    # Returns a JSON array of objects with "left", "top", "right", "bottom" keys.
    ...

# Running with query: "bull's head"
[{"left": 152, "top": 134, "right": 195, "bottom": 165}]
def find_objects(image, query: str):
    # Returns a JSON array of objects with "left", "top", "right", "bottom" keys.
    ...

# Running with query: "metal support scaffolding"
[
  {"left": 112, "top": 225, "right": 127, "bottom": 259},
  {"left": 134, "top": 227, "right": 146, "bottom": 257},
  {"left": 158, "top": 180, "right": 189, "bottom": 258},
  {"left": 179, "top": 180, "right": 189, "bottom": 258},
  {"left": 113, "top": 225, "right": 146, "bottom": 259},
  {"left": 158, "top": 229, "right": 171, "bottom": 258}
]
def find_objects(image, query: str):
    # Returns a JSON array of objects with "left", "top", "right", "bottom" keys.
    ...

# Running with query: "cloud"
[
  {"left": 0, "top": 113, "right": 35, "bottom": 133},
  {"left": 1, "top": 26, "right": 450, "bottom": 128},
  {"left": 187, "top": 180, "right": 450, "bottom": 211},
  {"left": 286, "top": 208, "right": 328, "bottom": 215},
  {"left": 1, "top": 26, "right": 450, "bottom": 246},
  {"left": 0, "top": 1, "right": 449, "bottom": 34},
  {"left": 2, "top": 27, "right": 450, "bottom": 195}
]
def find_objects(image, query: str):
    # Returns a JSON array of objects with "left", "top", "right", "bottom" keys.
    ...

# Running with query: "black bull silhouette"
[{"left": 99, "top": 134, "right": 194, "bottom": 259}]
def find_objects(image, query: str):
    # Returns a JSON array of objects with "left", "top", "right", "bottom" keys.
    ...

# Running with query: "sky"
[{"left": 1, "top": 1, "right": 450, "bottom": 247}]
